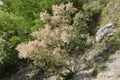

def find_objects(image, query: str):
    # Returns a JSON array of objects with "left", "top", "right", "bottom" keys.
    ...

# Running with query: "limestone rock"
[
  {"left": 95, "top": 50, "right": 120, "bottom": 80},
  {"left": 96, "top": 23, "right": 114, "bottom": 42},
  {"left": 72, "top": 68, "right": 95, "bottom": 80},
  {"left": 12, "top": 67, "right": 44, "bottom": 80}
]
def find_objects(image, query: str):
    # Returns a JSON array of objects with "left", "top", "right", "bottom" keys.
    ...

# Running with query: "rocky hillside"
[
  {"left": 11, "top": 0, "right": 120, "bottom": 80},
  {"left": 73, "top": 0, "right": 120, "bottom": 80}
]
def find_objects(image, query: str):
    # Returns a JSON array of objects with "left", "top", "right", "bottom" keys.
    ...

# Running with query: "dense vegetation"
[
  {"left": 0, "top": 0, "right": 120, "bottom": 79},
  {"left": 0, "top": 0, "right": 65, "bottom": 73},
  {"left": 0, "top": 0, "right": 97, "bottom": 73}
]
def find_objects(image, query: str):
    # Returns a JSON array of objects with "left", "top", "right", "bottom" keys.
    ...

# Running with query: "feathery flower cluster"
[
  {"left": 32, "top": 24, "right": 73, "bottom": 45},
  {"left": 40, "top": 2, "right": 77, "bottom": 26},
  {"left": 16, "top": 2, "right": 82, "bottom": 68},
  {"left": 40, "top": 11, "right": 50, "bottom": 23},
  {"left": 16, "top": 40, "right": 47, "bottom": 59}
]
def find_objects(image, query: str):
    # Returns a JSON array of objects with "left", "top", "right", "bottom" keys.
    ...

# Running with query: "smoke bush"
[{"left": 16, "top": 2, "right": 90, "bottom": 71}]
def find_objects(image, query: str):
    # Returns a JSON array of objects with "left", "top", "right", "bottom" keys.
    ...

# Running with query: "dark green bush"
[
  {"left": 0, "top": 13, "right": 32, "bottom": 74},
  {"left": 0, "top": 13, "right": 31, "bottom": 47}
]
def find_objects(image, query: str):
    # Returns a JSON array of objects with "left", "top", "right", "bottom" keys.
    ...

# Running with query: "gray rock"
[
  {"left": 96, "top": 23, "right": 114, "bottom": 42},
  {"left": 72, "top": 68, "right": 95, "bottom": 80},
  {"left": 12, "top": 67, "right": 44, "bottom": 80},
  {"left": 95, "top": 50, "right": 120, "bottom": 80}
]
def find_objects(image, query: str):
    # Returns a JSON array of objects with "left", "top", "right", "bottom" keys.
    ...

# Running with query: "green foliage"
[
  {"left": 101, "top": 8, "right": 108, "bottom": 17},
  {"left": 0, "top": 12, "right": 32, "bottom": 73},
  {"left": 0, "top": 0, "right": 116, "bottom": 78},
  {"left": 82, "top": 1, "right": 102, "bottom": 35},
  {"left": 0, "top": 0, "right": 76, "bottom": 74},
  {"left": 0, "top": 0, "right": 70, "bottom": 31},
  {"left": 99, "top": 0, "right": 120, "bottom": 27},
  {"left": 99, "top": 0, "right": 110, "bottom": 7},
  {"left": 92, "top": 63, "right": 106, "bottom": 76},
  {"left": 72, "top": 0, "right": 109, "bottom": 36},
  {"left": 0, "top": 31, "right": 10, "bottom": 71},
  {"left": 16, "top": 3, "right": 92, "bottom": 78},
  {"left": 1, "top": 0, "right": 61, "bottom": 18},
  {"left": 67, "top": 0, "right": 87, "bottom": 10},
  {"left": 67, "top": 33, "right": 90, "bottom": 54},
  {"left": 73, "top": 11, "right": 89, "bottom": 34},
  {"left": 83, "top": 2, "right": 101, "bottom": 17},
  {"left": 9, "top": 36, "right": 21, "bottom": 47},
  {"left": 60, "top": 71, "right": 75, "bottom": 80},
  {"left": 106, "top": 29, "right": 120, "bottom": 50},
  {"left": 0, "top": 13, "right": 31, "bottom": 47}
]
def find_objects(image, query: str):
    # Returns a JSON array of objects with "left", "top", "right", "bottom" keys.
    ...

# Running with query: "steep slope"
[{"left": 72, "top": 0, "right": 120, "bottom": 80}]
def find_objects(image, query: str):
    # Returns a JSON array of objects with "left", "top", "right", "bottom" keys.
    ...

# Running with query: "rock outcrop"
[
  {"left": 72, "top": 68, "right": 94, "bottom": 80},
  {"left": 12, "top": 67, "right": 44, "bottom": 80},
  {"left": 95, "top": 50, "right": 120, "bottom": 80},
  {"left": 96, "top": 23, "right": 114, "bottom": 42}
]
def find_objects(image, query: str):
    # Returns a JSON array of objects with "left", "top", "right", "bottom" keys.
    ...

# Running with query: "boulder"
[
  {"left": 72, "top": 68, "right": 95, "bottom": 80},
  {"left": 96, "top": 23, "right": 114, "bottom": 42}
]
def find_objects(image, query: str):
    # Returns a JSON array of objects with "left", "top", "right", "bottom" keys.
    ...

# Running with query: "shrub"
[
  {"left": 16, "top": 2, "right": 91, "bottom": 74},
  {"left": 73, "top": 11, "right": 89, "bottom": 34},
  {"left": 82, "top": 1, "right": 102, "bottom": 35},
  {"left": 0, "top": 13, "right": 33, "bottom": 73},
  {"left": 0, "top": 31, "right": 10, "bottom": 70},
  {"left": 0, "top": 13, "right": 31, "bottom": 47}
]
